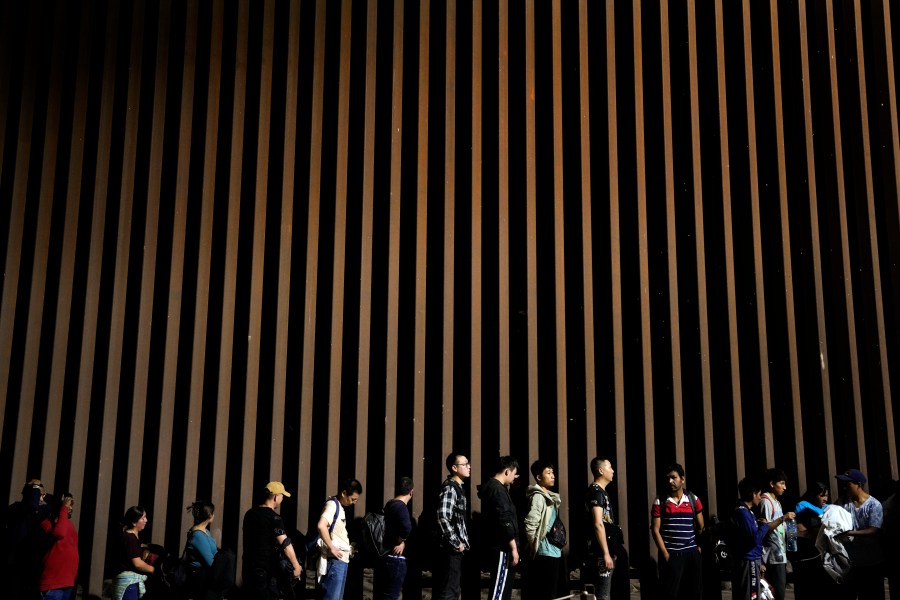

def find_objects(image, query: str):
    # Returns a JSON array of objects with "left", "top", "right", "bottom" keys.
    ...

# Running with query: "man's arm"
[
  {"left": 275, "top": 533, "right": 302, "bottom": 577},
  {"left": 523, "top": 495, "right": 544, "bottom": 556},
  {"left": 317, "top": 512, "right": 344, "bottom": 560},
  {"left": 650, "top": 513, "right": 668, "bottom": 560},
  {"left": 592, "top": 506, "right": 615, "bottom": 571}
]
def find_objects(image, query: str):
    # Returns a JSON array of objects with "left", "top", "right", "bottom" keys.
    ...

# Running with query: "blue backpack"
[{"left": 300, "top": 497, "right": 340, "bottom": 562}]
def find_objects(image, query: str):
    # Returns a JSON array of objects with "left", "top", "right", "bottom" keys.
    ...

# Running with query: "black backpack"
[{"left": 362, "top": 510, "right": 388, "bottom": 557}]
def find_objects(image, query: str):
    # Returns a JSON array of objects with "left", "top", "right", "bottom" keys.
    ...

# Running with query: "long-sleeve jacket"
[
  {"left": 730, "top": 502, "right": 768, "bottom": 561},
  {"left": 477, "top": 478, "right": 519, "bottom": 551},
  {"left": 39, "top": 503, "right": 79, "bottom": 591},
  {"left": 524, "top": 485, "right": 561, "bottom": 558},
  {"left": 437, "top": 478, "right": 470, "bottom": 550},
  {"left": 816, "top": 504, "right": 852, "bottom": 583}
]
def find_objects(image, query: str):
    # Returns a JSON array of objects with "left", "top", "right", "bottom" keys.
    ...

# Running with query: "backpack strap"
[{"left": 328, "top": 497, "right": 340, "bottom": 533}]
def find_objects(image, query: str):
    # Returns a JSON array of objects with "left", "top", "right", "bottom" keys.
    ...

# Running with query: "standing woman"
[
  {"left": 185, "top": 501, "right": 219, "bottom": 600},
  {"left": 792, "top": 483, "right": 832, "bottom": 600},
  {"left": 114, "top": 506, "right": 155, "bottom": 600}
]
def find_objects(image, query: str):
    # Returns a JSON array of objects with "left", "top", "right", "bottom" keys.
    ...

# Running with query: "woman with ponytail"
[{"left": 184, "top": 501, "right": 219, "bottom": 599}]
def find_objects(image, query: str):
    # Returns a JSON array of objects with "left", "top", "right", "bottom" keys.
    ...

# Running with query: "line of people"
[{"left": 5, "top": 459, "right": 897, "bottom": 600}]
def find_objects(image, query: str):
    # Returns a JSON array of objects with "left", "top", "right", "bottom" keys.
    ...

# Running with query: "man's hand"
[
  {"left": 293, "top": 563, "right": 302, "bottom": 578},
  {"left": 662, "top": 551, "right": 670, "bottom": 562},
  {"left": 456, "top": 542, "right": 465, "bottom": 553},
  {"left": 603, "top": 553, "right": 615, "bottom": 571},
  {"left": 784, "top": 511, "right": 796, "bottom": 521},
  {"left": 392, "top": 541, "right": 406, "bottom": 556},
  {"left": 510, "top": 546, "right": 520, "bottom": 567},
  {"left": 329, "top": 545, "right": 344, "bottom": 560}
]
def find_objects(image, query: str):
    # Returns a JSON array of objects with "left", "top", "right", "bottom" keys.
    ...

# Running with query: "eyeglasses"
[{"left": 455, "top": 462, "right": 471, "bottom": 467}]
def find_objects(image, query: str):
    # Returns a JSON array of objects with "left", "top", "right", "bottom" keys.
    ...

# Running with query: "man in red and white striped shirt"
[{"left": 650, "top": 463, "right": 705, "bottom": 600}]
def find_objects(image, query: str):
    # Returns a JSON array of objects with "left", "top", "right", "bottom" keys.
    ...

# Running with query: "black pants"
[
  {"left": 764, "top": 562, "right": 786, "bottom": 600},
  {"left": 242, "top": 567, "right": 279, "bottom": 600},
  {"left": 658, "top": 549, "right": 702, "bottom": 600},
  {"left": 433, "top": 549, "right": 464, "bottom": 600},
  {"left": 524, "top": 555, "right": 561, "bottom": 600},
  {"left": 731, "top": 559, "right": 761, "bottom": 600}
]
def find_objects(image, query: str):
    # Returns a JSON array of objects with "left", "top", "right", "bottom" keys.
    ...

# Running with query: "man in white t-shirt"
[
  {"left": 760, "top": 468, "right": 795, "bottom": 600},
  {"left": 317, "top": 478, "right": 362, "bottom": 600}
]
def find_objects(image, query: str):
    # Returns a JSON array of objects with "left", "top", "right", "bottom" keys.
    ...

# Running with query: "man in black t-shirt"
[
  {"left": 585, "top": 457, "right": 628, "bottom": 600},
  {"left": 242, "top": 482, "right": 302, "bottom": 600},
  {"left": 373, "top": 477, "right": 414, "bottom": 600}
]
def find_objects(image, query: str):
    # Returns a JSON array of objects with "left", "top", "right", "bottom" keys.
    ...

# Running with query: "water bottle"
[{"left": 785, "top": 517, "right": 798, "bottom": 553}]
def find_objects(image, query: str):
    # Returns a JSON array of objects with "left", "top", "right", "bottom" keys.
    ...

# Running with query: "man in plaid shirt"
[{"left": 433, "top": 452, "right": 471, "bottom": 599}]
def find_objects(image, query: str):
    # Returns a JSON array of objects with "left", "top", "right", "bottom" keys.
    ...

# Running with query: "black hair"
[
  {"left": 530, "top": 459, "right": 554, "bottom": 480},
  {"left": 802, "top": 482, "right": 830, "bottom": 501},
  {"left": 765, "top": 468, "right": 787, "bottom": 489},
  {"left": 122, "top": 506, "right": 147, "bottom": 530},
  {"left": 446, "top": 452, "right": 466, "bottom": 472},
  {"left": 186, "top": 500, "right": 215, "bottom": 525},
  {"left": 395, "top": 477, "right": 414, "bottom": 496},
  {"left": 590, "top": 457, "right": 611, "bottom": 476},
  {"left": 664, "top": 463, "right": 685, "bottom": 478},
  {"left": 738, "top": 477, "right": 761, "bottom": 501},
  {"left": 340, "top": 478, "right": 363, "bottom": 496},
  {"left": 495, "top": 456, "right": 519, "bottom": 474}
]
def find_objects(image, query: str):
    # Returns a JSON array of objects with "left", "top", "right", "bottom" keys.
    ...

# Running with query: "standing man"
[
  {"left": 524, "top": 459, "right": 564, "bottom": 600},
  {"left": 374, "top": 477, "right": 414, "bottom": 600},
  {"left": 759, "top": 469, "right": 796, "bottom": 600},
  {"left": 730, "top": 477, "right": 792, "bottom": 600},
  {"left": 477, "top": 456, "right": 520, "bottom": 600},
  {"left": 317, "top": 478, "right": 363, "bottom": 600},
  {"left": 39, "top": 493, "right": 79, "bottom": 600},
  {"left": 585, "top": 457, "right": 624, "bottom": 600},
  {"left": 242, "top": 482, "right": 302, "bottom": 600},
  {"left": 835, "top": 468, "right": 885, "bottom": 599},
  {"left": 650, "top": 463, "right": 704, "bottom": 600},
  {"left": 434, "top": 452, "right": 471, "bottom": 600}
]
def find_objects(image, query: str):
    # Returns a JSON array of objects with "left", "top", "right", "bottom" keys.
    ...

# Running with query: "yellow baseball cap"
[{"left": 266, "top": 481, "right": 291, "bottom": 497}]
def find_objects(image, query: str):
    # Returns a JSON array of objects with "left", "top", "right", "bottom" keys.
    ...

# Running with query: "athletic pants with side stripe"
[{"left": 488, "top": 549, "right": 515, "bottom": 600}]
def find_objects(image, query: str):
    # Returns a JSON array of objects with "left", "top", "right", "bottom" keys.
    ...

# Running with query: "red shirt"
[{"left": 39, "top": 504, "right": 79, "bottom": 591}]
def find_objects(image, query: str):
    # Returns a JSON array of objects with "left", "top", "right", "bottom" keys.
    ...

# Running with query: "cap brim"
[{"left": 281, "top": 491, "right": 291, "bottom": 497}]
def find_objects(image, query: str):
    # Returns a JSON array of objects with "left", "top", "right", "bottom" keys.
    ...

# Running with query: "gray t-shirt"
[
  {"left": 760, "top": 493, "right": 786, "bottom": 564},
  {"left": 842, "top": 495, "right": 884, "bottom": 566}
]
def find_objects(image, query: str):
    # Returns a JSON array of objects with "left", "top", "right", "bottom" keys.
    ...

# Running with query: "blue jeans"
[
  {"left": 41, "top": 589, "right": 75, "bottom": 600},
  {"left": 374, "top": 555, "right": 407, "bottom": 600},
  {"left": 319, "top": 558, "right": 349, "bottom": 600},
  {"left": 122, "top": 583, "right": 140, "bottom": 600}
]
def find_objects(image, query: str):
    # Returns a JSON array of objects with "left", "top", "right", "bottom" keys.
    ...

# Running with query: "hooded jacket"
[
  {"left": 477, "top": 478, "right": 519, "bottom": 551},
  {"left": 816, "top": 504, "right": 852, "bottom": 583},
  {"left": 524, "top": 485, "right": 562, "bottom": 558}
]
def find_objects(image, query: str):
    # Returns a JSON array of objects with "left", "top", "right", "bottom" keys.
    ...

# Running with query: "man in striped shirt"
[{"left": 650, "top": 463, "right": 705, "bottom": 600}]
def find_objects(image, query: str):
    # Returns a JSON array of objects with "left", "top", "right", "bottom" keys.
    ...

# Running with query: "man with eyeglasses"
[{"left": 434, "top": 453, "right": 471, "bottom": 599}]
